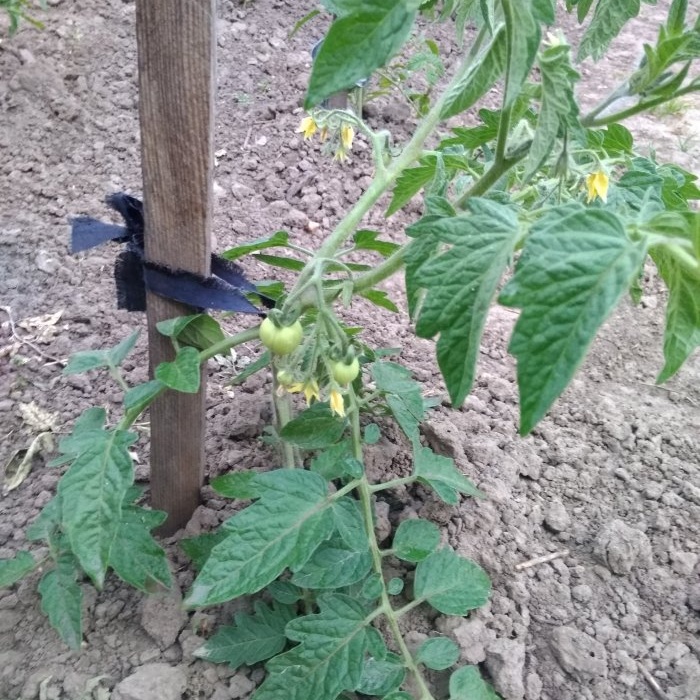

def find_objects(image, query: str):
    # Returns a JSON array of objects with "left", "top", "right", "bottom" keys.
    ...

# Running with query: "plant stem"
[
  {"left": 368, "top": 475, "right": 417, "bottom": 493},
  {"left": 348, "top": 391, "right": 434, "bottom": 700},
  {"left": 581, "top": 83, "right": 700, "bottom": 128},
  {"left": 351, "top": 247, "right": 407, "bottom": 294},
  {"left": 119, "top": 326, "right": 262, "bottom": 430},
  {"left": 271, "top": 370, "right": 297, "bottom": 468},
  {"left": 285, "top": 39, "right": 495, "bottom": 303}
]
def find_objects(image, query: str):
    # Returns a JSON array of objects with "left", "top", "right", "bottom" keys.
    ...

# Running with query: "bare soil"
[{"left": 0, "top": 2, "right": 698, "bottom": 700}]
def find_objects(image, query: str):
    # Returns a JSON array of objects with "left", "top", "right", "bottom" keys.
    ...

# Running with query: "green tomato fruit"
[
  {"left": 331, "top": 357, "right": 360, "bottom": 385},
  {"left": 259, "top": 318, "right": 303, "bottom": 355}
]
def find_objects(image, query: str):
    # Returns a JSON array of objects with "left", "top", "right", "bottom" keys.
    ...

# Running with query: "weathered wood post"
[{"left": 135, "top": 0, "right": 215, "bottom": 533}]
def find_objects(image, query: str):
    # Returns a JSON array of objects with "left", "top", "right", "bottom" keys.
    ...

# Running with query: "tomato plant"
[{"left": 2, "top": 2, "right": 700, "bottom": 699}]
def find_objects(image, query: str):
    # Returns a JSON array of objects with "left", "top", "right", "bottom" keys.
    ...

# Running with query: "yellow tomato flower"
[
  {"left": 333, "top": 148, "right": 348, "bottom": 163},
  {"left": 319, "top": 126, "right": 329, "bottom": 142},
  {"left": 297, "top": 116, "right": 317, "bottom": 140},
  {"left": 340, "top": 124, "right": 354, "bottom": 151},
  {"left": 586, "top": 170, "right": 609, "bottom": 203},
  {"left": 329, "top": 389, "right": 345, "bottom": 418},
  {"left": 287, "top": 379, "right": 320, "bottom": 406}
]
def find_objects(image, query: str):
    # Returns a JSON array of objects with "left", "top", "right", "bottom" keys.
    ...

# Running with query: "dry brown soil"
[{"left": 0, "top": 1, "right": 699, "bottom": 700}]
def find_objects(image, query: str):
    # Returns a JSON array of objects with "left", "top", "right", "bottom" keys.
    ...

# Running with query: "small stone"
[
  {"left": 571, "top": 584, "right": 593, "bottom": 603},
  {"left": 112, "top": 664, "right": 187, "bottom": 700},
  {"left": 688, "top": 583, "right": 700, "bottom": 611},
  {"left": 452, "top": 618, "right": 488, "bottom": 664},
  {"left": 670, "top": 550, "right": 698, "bottom": 576},
  {"left": 660, "top": 641, "right": 690, "bottom": 665},
  {"left": 485, "top": 638, "right": 526, "bottom": 700},
  {"left": 229, "top": 672, "right": 255, "bottom": 699},
  {"left": 614, "top": 650, "right": 638, "bottom": 688},
  {"left": 544, "top": 499, "right": 571, "bottom": 533},
  {"left": 35, "top": 249, "right": 60, "bottom": 274},
  {"left": 550, "top": 626, "right": 608, "bottom": 679},
  {"left": 593, "top": 519, "right": 652, "bottom": 575},
  {"left": 141, "top": 585, "right": 187, "bottom": 649},
  {"left": 524, "top": 671, "right": 543, "bottom": 700}
]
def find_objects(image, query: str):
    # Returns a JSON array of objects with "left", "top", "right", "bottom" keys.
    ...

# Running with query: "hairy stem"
[{"left": 271, "top": 371, "right": 298, "bottom": 468}]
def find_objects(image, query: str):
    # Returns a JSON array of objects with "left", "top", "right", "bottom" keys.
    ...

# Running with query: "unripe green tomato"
[
  {"left": 259, "top": 317, "right": 303, "bottom": 355},
  {"left": 331, "top": 357, "right": 360, "bottom": 385}
]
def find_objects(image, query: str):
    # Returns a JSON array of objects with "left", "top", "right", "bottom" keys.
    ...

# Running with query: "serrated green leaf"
[
  {"left": 651, "top": 228, "right": 700, "bottom": 382},
  {"left": 51, "top": 406, "right": 107, "bottom": 467},
  {"left": 195, "top": 601, "right": 295, "bottom": 667},
  {"left": 123, "top": 380, "right": 164, "bottom": 413},
  {"left": 185, "top": 471, "right": 334, "bottom": 607},
  {"left": 210, "top": 470, "right": 262, "bottom": 500},
  {"left": 387, "top": 577, "right": 404, "bottom": 595},
  {"left": 361, "top": 573, "right": 384, "bottom": 601},
  {"left": 254, "top": 594, "right": 369, "bottom": 700},
  {"left": 27, "top": 496, "right": 61, "bottom": 542},
  {"left": 154, "top": 346, "right": 201, "bottom": 393},
  {"left": 353, "top": 230, "right": 401, "bottom": 258},
  {"left": 58, "top": 429, "right": 136, "bottom": 587},
  {"left": 411, "top": 199, "right": 520, "bottom": 406},
  {"left": 503, "top": 0, "right": 540, "bottom": 107},
  {"left": 450, "top": 665, "right": 499, "bottom": 699},
  {"left": 38, "top": 554, "right": 83, "bottom": 649},
  {"left": 332, "top": 498, "right": 368, "bottom": 551},
  {"left": 222, "top": 231, "right": 290, "bottom": 261},
  {"left": 499, "top": 206, "right": 647, "bottom": 434},
  {"left": 180, "top": 531, "right": 229, "bottom": 571},
  {"left": 440, "top": 27, "right": 507, "bottom": 119},
  {"left": 404, "top": 222, "right": 441, "bottom": 319},
  {"left": 414, "top": 446, "right": 482, "bottom": 504},
  {"left": 0, "top": 551, "right": 37, "bottom": 587},
  {"left": 417, "top": 637, "right": 460, "bottom": 670},
  {"left": 372, "top": 362, "right": 425, "bottom": 443},
  {"left": 253, "top": 253, "right": 305, "bottom": 272},
  {"left": 158, "top": 314, "right": 225, "bottom": 352},
  {"left": 393, "top": 518, "right": 441, "bottom": 562},
  {"left": 109, "top": 505, "right": 170, "bottom": 592},
  {"left": 310, "top": 439, "right": 363, "bottom": 480},
  {"left": 579, "top": 0, "right": 643, "bottom": 61},
  {"left": 526, "top": 42, "right": 580, "bottom": 178},
  {"left": 387, "top": 162, "right": 437, "bottom": 217},
  {"left": 280, "top": 403, "right": 346, "bottom": 449},
  {"left": 532, "top": 0, "right": 555, "bottom": 23},
  {"left": 267, "top": 580, "right": 303, "bottom": 604},
  {"left": 292, "top": 535, "right": 372, "bottom": 589},
  {"left": 363, "top": 423, "right": 381, "bottom": 444},
  {"left": 356, "top": 656, "right": 406, "bottom": 696},
  {"left": 359, "top": 289, "right": 400, "bottom": 313},
  {"left": 63, "top": 349, "right": 110, "bottom": 375},
  {"left": 107, "top": 330, "right": 140, "bottom": 367},
  {"left": 414, "top": 548, "right": 491, "bottom": 615},
  {"left": 306, "top": 2, "right": 419, "bottom": 108}
]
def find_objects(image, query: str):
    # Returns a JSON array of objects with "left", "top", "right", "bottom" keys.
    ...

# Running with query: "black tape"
[{"left": 70, "top": 193, "right": 270, "bottom": 314}]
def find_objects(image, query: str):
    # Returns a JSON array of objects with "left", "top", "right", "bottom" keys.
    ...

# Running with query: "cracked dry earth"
[{"left": 1, "top": 1, "right": 699, "bottom": 699}]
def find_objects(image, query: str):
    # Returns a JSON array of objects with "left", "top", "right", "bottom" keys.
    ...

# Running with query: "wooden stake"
[{"left": 135, "top": 0, "right": 215, "bottom": 533}]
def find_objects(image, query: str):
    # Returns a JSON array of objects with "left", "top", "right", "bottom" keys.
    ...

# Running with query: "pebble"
[
  {"left": 485, "top": 638, "right": 526, "bottom": 700},
  {"left": 450, "top": 617, "right": 488, "bottom": 664},
  {"left": 140, "top": 585, "right": 187, "bottom": 649},
  {"left": 544, "top": 499, "right": 571, "bottom": 532},
  {"left": 593, "top": 519, "right": 652, "bottom": 575},
  {"left": 229, "top": 672, "right": 255, "bottom": 699},
  {"left": 112, "top": 663, "right": 187, "bottom": 700},
  {"left": 550, "top": 626, "right": 608, "bottom": 679},
  {"left": 571, "top": 584, "right": 593, "bottom": 603}
]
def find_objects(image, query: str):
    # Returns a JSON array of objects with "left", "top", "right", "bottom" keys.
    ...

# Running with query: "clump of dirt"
[{"left": 0, "top": 1, "right": 698, "bottom": 699}]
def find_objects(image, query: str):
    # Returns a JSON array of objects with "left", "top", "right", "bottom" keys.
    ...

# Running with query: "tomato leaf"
[
  {"left": 253, "top": 594, "right": 369, "bottom": 700},
  {"left": 38, "top": 552, "right": 83, "bottom": 649},
  {"left": 578, "top": 0, "right": 645, "bottom": 61},
  {"left": 410, "top": 199, "right": 520, "bottom": 406},
  {"left": 0, "top": 551, "right": 37, "bottom": 587},
  {"left": 194, "top": 600, "right": 296, "bottom": 668},
  {"left": 393, "top": 518, "right": 441, "bottom": 563},
  {"left": 185, "top": 470, "right": 334, "bottom": 607},
  {"left": 500, "top": 206, "right": 647, "bottom": 434},
  {"left": 416, "top": 637, "right": 460, "bottom": 670},
  {"left": 155, "top": 346, "right": 201, "bottom": 393},
  {"left": 414, "top": 548, "right": 491, "bottom": 615},
  {"left": 306, "top": 1, "right": 420, "bottom": 108},
  {"left": 449, "top": 666, "right": 499, "bottom": 699}
]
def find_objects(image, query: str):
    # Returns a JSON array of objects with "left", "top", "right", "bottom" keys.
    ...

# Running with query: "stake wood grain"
[{"left": 136, "top": 0, "right": 215, "bottom": 533}]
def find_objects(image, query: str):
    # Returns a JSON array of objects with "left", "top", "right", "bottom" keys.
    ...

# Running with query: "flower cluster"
[
  {"left": 279, "top": 374, "right": 346, "bottom": 418},
  {"left": 296, "top": 113, "right": 355, "bottom": 163}
]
